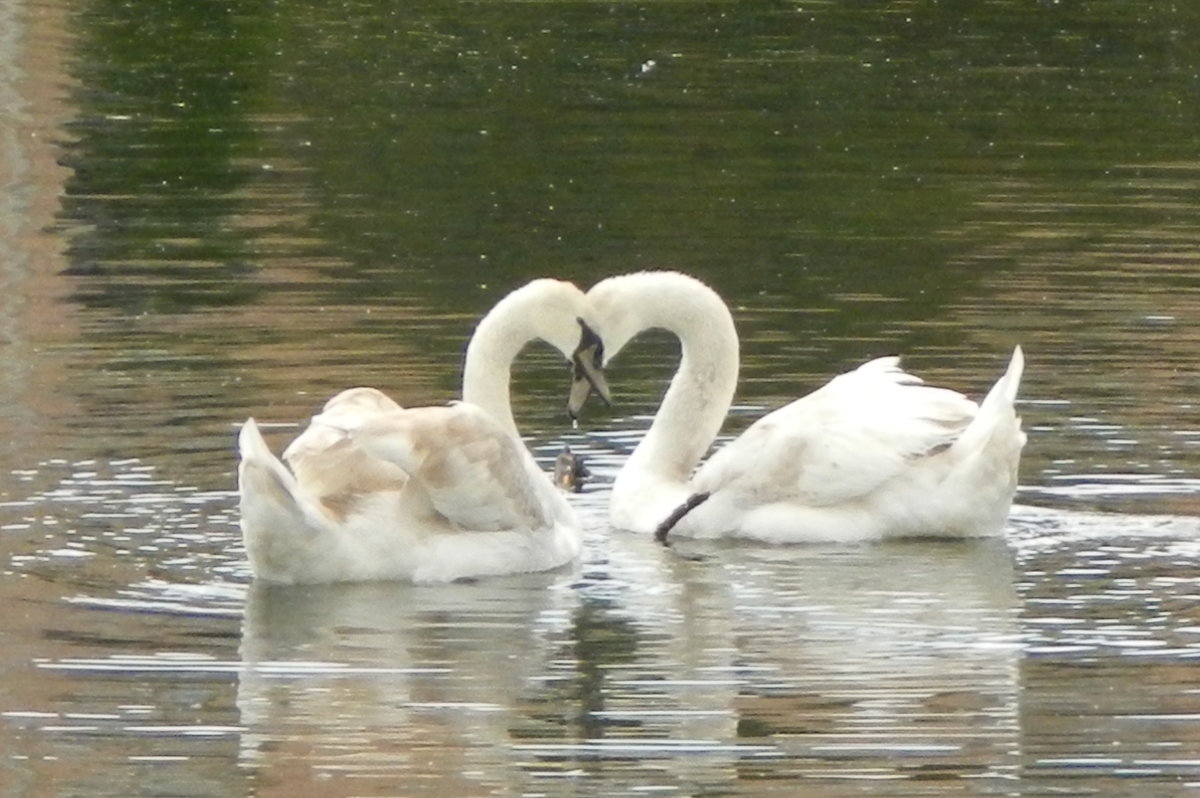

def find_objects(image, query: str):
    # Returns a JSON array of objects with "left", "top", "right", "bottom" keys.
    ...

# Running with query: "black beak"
[{"left": 568, "top": 319, "right": 612, "bottom": 420}]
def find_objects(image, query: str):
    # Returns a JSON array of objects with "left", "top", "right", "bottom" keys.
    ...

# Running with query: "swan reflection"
[
  {"left": 236, "top": 572, "right": 577, "bottom": 794},
  {"left": 236, "top": 535, "right": 1020, "bottom": 794}
]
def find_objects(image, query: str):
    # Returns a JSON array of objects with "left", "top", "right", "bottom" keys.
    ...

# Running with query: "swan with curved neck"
[
  {"left": 460, "top": 280, "right": 589, "bottom": 440},
  {"left": 575, "top": 271, "right": 1025, "bottom": 543},
  {"left": 578, "top": 271, "right": 740, "bottom": 533},
  {"left": 237, "top": 279, "right": 595, "bottom": 584}
]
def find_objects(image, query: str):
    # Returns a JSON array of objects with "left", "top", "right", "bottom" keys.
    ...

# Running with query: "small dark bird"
[{"left": 553, "top": 447, "right": 590, "bottom": 493}]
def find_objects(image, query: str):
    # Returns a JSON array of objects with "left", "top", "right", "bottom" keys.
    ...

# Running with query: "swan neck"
[
  {"left": 635, "top": 336, "right": 737, "bottom": 480},
  {"left": 460, "top": 311, "right": 524, "bottom": 440},
  {"left": 622, "top": 282, "right": 739, "bottom": 487},
  {"left": 458, "top": 279, "right": 584, "bottom": 441}
]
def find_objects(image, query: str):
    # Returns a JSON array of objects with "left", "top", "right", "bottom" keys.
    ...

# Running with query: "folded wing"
[
  {"left": 319, "top": 401, "right": 557, "bottom": 534},
  {"left": 694, "top": 357, "right": 979, "bottom": 506},
  {"left": 283, "top": 387, "right": 410, "bottom": 512}
]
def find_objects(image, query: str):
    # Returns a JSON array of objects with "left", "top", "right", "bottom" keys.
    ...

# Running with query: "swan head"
[
  {"left": 522, "top": 279, "right": 594, "bottom": 362},
  {"left": 463, "top": 278, "right": 599, "bottom": 428},
  {"left": 568, "top": 273, "right": 667, "bottom": 422},
  {"left": 579, "top": 271, "right": 732, "bottom": 361},
  {"left": 467, "top": 278, "right": 593, "bottom": 366},
  {"left": 567, "top": 318, "right": 612, "bottom": 420},
  {"left": 569, "top": 271, "right": 737, "bottom": 422}
]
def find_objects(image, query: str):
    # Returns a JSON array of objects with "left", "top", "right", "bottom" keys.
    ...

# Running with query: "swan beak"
[{"left": 568, "top": 320, "right": 612, "bottom": 419}]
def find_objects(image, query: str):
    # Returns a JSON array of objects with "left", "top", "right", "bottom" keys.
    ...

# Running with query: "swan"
[
  {"left": 570, "top": 271, "right": 1026, "bottom": 544},
  {"left": 237, "top": 278, "right": 604, "bottom": 584}
]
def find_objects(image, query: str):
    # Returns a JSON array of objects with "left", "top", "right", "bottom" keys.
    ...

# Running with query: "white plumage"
[
  {"left": 236, "top": 279, "right": 588, "bottom": 584},
  {"left": 580, "top": 271, "right": 1026, "bottom": 543}
]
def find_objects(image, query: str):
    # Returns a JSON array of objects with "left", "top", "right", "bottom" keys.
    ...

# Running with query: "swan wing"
[
  {"left": 317, "top": 402, "right": 558, "bottom": 533},
  {"left": 694, "top": 357, "right": 979, "bottom": 506},
  {"left": 239, "top": 418, "right": 335, "bottom": 530},
  {"left": 283, "top": 387, "right": 409, "bottom": 501}
]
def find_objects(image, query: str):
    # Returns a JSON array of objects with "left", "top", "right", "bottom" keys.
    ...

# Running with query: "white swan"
[
  {"left": 572, "top": 271, "right": 1026, "bottom": 543},
  {"left": 237, "top": 279, "right": 598, "bottom": 584}
]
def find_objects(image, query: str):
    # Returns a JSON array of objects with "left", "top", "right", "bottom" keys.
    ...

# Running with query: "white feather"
[
  {"left": 237, "top": 280, "right": 588, "bottom": 584},
  {"left": 582, "top": 271, "right": 1026, "bottom": 542}
]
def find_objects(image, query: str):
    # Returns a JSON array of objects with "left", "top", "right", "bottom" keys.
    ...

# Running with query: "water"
[{"left": 3, "top": 0, "right": 1200, "bottom": 794}]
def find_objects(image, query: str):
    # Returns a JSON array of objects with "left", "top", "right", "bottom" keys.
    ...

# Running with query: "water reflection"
[
  {"left": 3, "top": 450, "right": 1198, "bottom": 794},
  {"left": 228, "top": 534, "right": 1023, "bottom": 794},
  {"left": 237, "top": 576, "right": 576, "bottom": 795}
]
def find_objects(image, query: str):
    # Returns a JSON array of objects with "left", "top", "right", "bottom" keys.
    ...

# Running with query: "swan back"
[
  {"left": 677, "top": 348, "right": 1027, "bottom": 542},
  {"left": 282, "top": 387, "right": 409, "bottom": 506},
  {"left": 239, "top": 401, "right": 583, "bottom": 584},
  {"left": 461, "top": 279, "right": 589, "bottom": 438},
  {"left": 318, "top": 402, "right": 564, "bottom": 533}
]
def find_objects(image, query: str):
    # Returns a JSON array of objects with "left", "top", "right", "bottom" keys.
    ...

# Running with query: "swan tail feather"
[
  {"left": 951, "top": 346, "right": 1026, "bottom": 466},
  {"left": 238, "top": 417, "right": 276, "bottom": 468},
  {"left": 983, "top": 345, "right": 1024, "bottom": 413},
  {"left": 239, "top": 419, "right": 300, "bottom": 521},
  {"left": 238, "top": 419, "right": 333, "bottom": 578}
]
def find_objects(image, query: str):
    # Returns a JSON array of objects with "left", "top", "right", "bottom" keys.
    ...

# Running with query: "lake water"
[{"left": 3, "top": 0, "right": 1200, "bottom": 794}]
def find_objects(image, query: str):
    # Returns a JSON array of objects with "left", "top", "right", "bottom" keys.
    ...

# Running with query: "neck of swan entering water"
[{"left": 610, "top": 274, "right": 739, "bottom": 494}]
